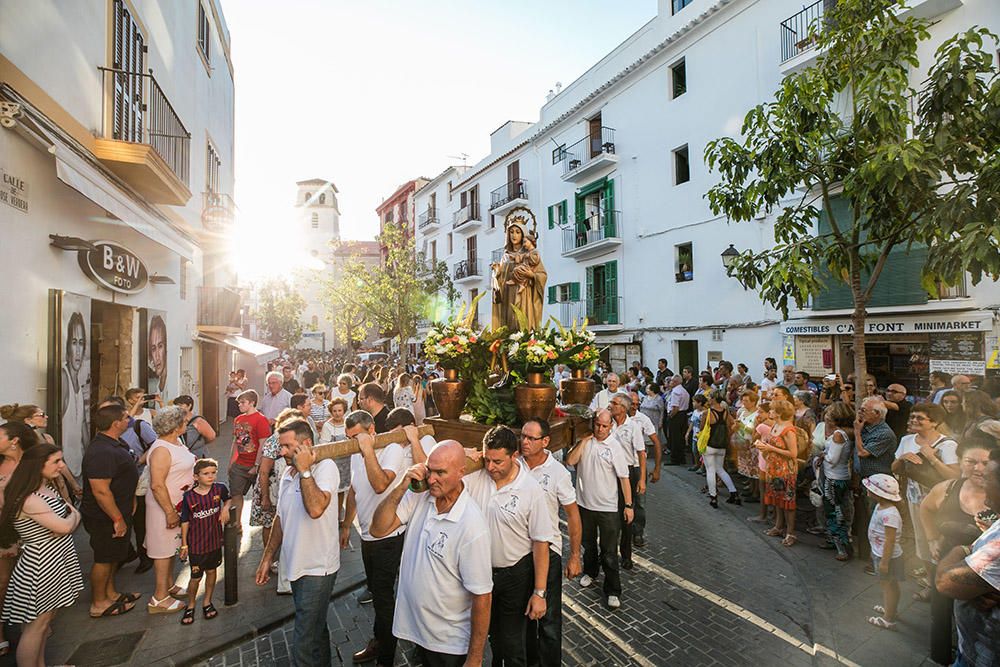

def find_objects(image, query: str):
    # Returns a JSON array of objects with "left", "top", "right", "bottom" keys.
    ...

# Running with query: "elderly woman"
[
  {"left": 793, "top": 391, "right": 817, "bottom": 440},
  {"left": 757, "top": 399, "right": 799, "bottom": 546},
  {"left": 640, "top": 384, "right": 666, "bottom": 446},
  {"left": 308, "top": 384, "right": 330, "bottom": 426},
  {"left": 891, "top": 402, "right": 958, "bottom": 601},
  {"left": 145, "top": 406, "right": 197, "bottom": 614},
  {"left": 332, "top": 373, "right": 358, "bottom": 411},
  {"left": 819, "top": 402, "right": 855, "bottom": 560},
  {"left": 733, "top": 390, "right": 761, "bottom": 499}
]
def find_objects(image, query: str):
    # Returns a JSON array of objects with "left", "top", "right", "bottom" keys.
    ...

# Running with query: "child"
[
  {"left": 863, "top": 473, "right": 904, "bottom": 630},
  {"left": 687, "top": 394, "right": 708, "bottom": 472},
  {"left": 178, "top": 458, "right": 231, "bottom": 625},
  {"left": 505, "top": 231, "right": 541, "bottom": 295}
]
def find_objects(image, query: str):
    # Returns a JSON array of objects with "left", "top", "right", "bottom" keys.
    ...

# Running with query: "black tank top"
[{"left": 937, "top": 478, "right": 980, "bottom": 553}]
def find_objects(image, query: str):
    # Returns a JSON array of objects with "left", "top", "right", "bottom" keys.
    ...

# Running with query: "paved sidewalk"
[{"left": 39, "top": 420, "right": 367, "bottom": 667}]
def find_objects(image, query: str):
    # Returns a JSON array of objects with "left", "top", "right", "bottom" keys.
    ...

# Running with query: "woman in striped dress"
[{"left": 0, "top": 443, "right": 84, "bottom": 666}]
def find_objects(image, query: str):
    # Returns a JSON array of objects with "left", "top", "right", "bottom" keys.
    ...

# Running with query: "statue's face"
[{"left": 509, "top": 225, "right": 523, "bottom": 245}]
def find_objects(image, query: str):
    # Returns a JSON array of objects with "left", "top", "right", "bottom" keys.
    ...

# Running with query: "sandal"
[
  {"left": 148, "top": 595, "right": 186, "bottom": 614},
  {"left": 873, "top": 605, "right": 885, "bottom": 614},
  {"left": 180, "top": 607, "right": 195, "bottom": 625},
  {"left": 867, "top": 616, "right": 896, "bottom": 630},
  {"left": 765, "top": 527, "right": 783, "bottom": 537},
  {"left": 911, "top": 567, "right": 926, "bottom": 578},
  {"left": 90, "top": 597, "right": 135, "bottom": 618},
  {"left": 167, "top": 586, "right": 189, "bottom": 599},
  {"left": 0, "top": 640, "right": 10, "bottom": 656},
  {"left": 118, "top": 592, "right": 142, "bottom": 604},
  {"left": 913, "top": 588, "right": 932, "bottom": 603},
  {"left": 782, "top": 535, "right": 798, "bottom": 547},
  {"left": 203, "top": 603, "right": 218, "bottom": 619}
]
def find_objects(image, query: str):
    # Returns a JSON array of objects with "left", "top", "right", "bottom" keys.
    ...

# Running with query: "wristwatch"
[
  {"left": 533, "top": 588, "right": 546, "bottom": 599},
  {"left": 624, "top": 503, "right": 633, "bottom": 509},
  {"left": 300, "top": 469, "right": 313, "bottom": 480}
]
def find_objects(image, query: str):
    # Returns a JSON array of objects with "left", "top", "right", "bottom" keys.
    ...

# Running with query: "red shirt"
[{"left": 232, "top": 411, "right": 271, "bottom": 467}]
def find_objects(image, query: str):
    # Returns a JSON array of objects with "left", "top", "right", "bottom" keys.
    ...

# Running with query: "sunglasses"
[{"left": 32, "top": 412, "right": 47, "bottom": 418}]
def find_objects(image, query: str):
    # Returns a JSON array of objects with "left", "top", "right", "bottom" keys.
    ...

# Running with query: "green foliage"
[
  {"left": 705, "top": 0, "right": 1000, "bottom": 318},
  {"left": 256, "top": 278, "right": 306, "bottom": 349},
  {"left": 462, "top": 327, "right": 519, "bottom": 425}
]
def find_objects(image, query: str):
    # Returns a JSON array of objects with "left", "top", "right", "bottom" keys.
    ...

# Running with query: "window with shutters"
[
  {"left": 672, "top": 0, "right": 694, "bottom": 14},
  {"left": 205, "top": 141, "right": 221, "bottom": 194},
  {"left": 311, "top": 213, "right": 319, "bottom": 229},
  {"left": 547, "top": 201, "right": 568, "bottom": 229},
  {"left": 547, "top": 283, "right": 580, "bottom": 304},
  {"left": 447, "top": 233, "right": 453, "bottom": 255},
  {"left": 572, "top": 178, "right": 616, "bottom": 242},
  {"left": 111, "top": 0, "right": 145, "bottom": 144},
  {"left": 197, "top": 2, "right": 211, "bottom": 65},
  {"left": 586, "top": 261, "right": 619, "bottom": 325},
  {"left": 551, "top": 144, "right": 567, "bottom": 165}
]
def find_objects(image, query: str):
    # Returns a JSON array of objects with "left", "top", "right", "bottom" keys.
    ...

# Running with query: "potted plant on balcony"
[
  {"left": 422, "top": 297, "right": 482, "bottom": 420},
  {"left": 507, "top": 323, "right": 560, "bottom": 423},
  {"left": 553, "top": 319, "right": 600, "bottom": 407}
]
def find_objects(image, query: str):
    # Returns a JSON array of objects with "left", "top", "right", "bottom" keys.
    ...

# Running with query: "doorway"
[
  {"left": 200, "top": 343, "right": 220, "bottom": 427},
  {"left": 90, "top": 300, "right": 134, "bottom": 406},
  {"left": 675, "top": 339, "right": 698, "bottom": 372}
]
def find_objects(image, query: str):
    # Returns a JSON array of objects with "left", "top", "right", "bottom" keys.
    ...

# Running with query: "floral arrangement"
[
  {"left": 507, "top": 328, "right": 559, "bottom": 374},
  {"left": 422, "top": 295, "right": 483, "bottom": 370},
  {"left": 552, "top": 318, "right": 600, "bottom": 371}
]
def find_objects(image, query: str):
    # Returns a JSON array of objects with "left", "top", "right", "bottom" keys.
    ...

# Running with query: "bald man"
[{"left": 371, "top": 441, "right": 492, "bottom": 666}]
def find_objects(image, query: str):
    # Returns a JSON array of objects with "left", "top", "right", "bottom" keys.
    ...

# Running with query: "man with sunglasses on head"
[{"left": 565, "top": 410, "right": 633, "bottom": 610}]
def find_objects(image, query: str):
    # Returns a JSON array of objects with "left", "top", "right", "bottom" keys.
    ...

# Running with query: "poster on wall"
[
  {"left": 140, "top": 309, "right": 168, "bottom": 399},
  {"left": 53, "top": 291, "right": 92, "bottom": 479}
]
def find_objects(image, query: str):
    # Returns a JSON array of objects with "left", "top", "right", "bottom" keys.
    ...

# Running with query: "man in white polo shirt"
[
  {"left": 463, "top": 426, "right": 553, "bottom": 667},
  {"left": 254, "top": 419, "right": 340, "bottom": 667},
  {"left": 565, "top": 409, "right": 633, "bottom": 609},
  {"left": 627, "top": 390, "right": 662, "bottom": 547},
  {"left": 609, "top": 394, "right": 646, "bottom": 570},
  {"left": 519, "top": 418, "right": 582, "bottom": 667},
  {"left": 371, "top": 441, "right": 492, "bottom": 666},
  {"left": 589, "top": 372, "right": 626, "bottom": 411},
  {"left": 339, "top": 408, "right": 419, "bottom": 667}
]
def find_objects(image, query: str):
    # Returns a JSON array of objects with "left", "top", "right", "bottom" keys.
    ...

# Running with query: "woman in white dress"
[
  {"left": 332, "top": 374, "right": 357, "bottom": 411},
  {"left": 320, "top": 398, "right": 351, "bottom": 512}
]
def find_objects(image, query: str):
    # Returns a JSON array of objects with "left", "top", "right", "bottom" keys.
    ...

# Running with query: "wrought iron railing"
[
  {"left": 452, "top": 202, "right": 482, "bottom": 229},
  {"left": 563, "top": 127, "right": 616, "bottom": 176},
  {"left": 202, "top": 192, "right": 236, "bottom": 230},
  {"left": 587, "top": 295, "right": 622, "bottom": 326},
  {"left": 99, "top": 67, "right": 191, "bottom": 185},
  {"left": 558, "top": 301, "right": 586, "bottom": 325},
  {"left": 780, "top": 0, "right": 826, "bottom": 63},
  {"left": 489, "top": 179, "right": 527, "bottom": 210},
  {"left": 198, "top": 286, "right": 241, "bottom": 329},
  {"left": 453, "top": 259, "right": 483, "bottom": 281},
  {"left": 562, "top": 211, "right": 622, "bottom": 253},
  {"left": 418, "top": 208, "right": 439, "bottom": 228}
]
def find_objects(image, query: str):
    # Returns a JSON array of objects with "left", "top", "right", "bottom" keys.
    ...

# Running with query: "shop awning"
[
  {"left": 372, "top": 337, "right": 391, "bottom": 346},
  {"left": 780, "top": 310, "right": 994, "bottom": 336},
  {"left": 198, "top": 332, "right": 280, "bottom": 366},
  {"left": 594, "top": 333, "right": 636, "bottom": 345}
]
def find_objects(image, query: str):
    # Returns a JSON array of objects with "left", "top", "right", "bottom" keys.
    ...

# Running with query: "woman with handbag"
[
  {"left": 890, "top": 403, "right": 958, "bottom": 601},
  {"left": 756, "top": 399, "right": 799, "bottom": 547},
  {"left": 704, "top": 391, "right": 739, "bottom": 508}
]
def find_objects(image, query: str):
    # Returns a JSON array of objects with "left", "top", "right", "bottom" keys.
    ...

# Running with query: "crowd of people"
[{"left": 0, "top": 348, "right": 998, "bottom": 666}]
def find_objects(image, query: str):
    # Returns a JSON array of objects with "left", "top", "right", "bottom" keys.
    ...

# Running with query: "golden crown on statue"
[{"left": 504, "top": 207, "right": 537, "bottom": 238}]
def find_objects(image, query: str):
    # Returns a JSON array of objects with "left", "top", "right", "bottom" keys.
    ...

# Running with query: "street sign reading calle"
[{"left": 77, "top": 240, "right": 149, "bottom": 294}]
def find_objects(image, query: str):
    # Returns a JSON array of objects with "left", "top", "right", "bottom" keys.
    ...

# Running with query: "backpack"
[
  {"left": 133, "top": 419, "right": 155, "bottom": 452},
  {"left": 183, "top": 416, "right": 207, "bottom": 457}
]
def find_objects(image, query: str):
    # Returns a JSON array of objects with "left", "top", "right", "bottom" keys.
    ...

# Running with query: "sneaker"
[
  {"left": 579, "top": 574, "right": 594, "bottom": 588},
  {"left": 864, "top": 564, "right": 876, "bottom": 576},
  {"left": 633, "top": 534, "right": 646, "bottom": 548},
  {"left": 606, "top": 595, "right": 621, "bottom": 610},
  {"left": 358, "top": 589, "right": 374, "bottom": 604},
  {"left": 621, "top": 559, "right": 634, "bottom": 570}
]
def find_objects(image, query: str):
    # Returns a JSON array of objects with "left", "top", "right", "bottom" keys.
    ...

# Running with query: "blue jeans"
[{"left": 290, "top": 572, "right": 338, "bottom": 667}]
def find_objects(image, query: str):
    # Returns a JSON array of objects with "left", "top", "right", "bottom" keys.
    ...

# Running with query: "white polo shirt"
[
  {"left": 610, "top": 416, "right": 646, "bottom": 467},
  {"left": 393, "top": 487, "right": 493, "bottom": 656},
  {"left": 590, "top": 388, "right": 627, "bottom": 412},
  {"left": 350, "top": 442, "right": 408, "bottom": 541},
  {"left": 631, "top": 410, "right": 657, "bottom": 439},
  {"left": 575, "top": 436, "right": 629, "bottom": 513},
  {"left": 276, "top": 459, "right": 340, "bottom": 582},
  {"left": 464, "top": 462, "right": 554, "bottom": 568},
  {"left": 526, "top": 451, "right": 576, "bottom": 555}
]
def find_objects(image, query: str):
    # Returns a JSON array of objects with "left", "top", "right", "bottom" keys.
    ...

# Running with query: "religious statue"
[{"left": 491, "top": 207, "right": 547, "bottom": 332}]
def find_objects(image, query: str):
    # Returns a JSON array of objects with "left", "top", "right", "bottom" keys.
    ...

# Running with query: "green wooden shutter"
[
  {"left": 569, "top": 282, "right": 580, "bottom": 301},
  {"left": 560, "top": 200, "right": 568, "bottom": 226},
  {"left": 547, "top": 205, "right": 554, "bottom": 230},
  {"left": 605, "top": 260, "right": 619, "bottom": 325},
  {"left": 585, "top": 267, "right": 595, "bottom": 317},
  {"left": 603, "top": 179, "right": 615, "bottom": 238},
  {"left": 575, "top": 196, "right": 587, "bottom": 246},
  {"left": 548, "top": 285, "right": 556, "bottom": 304}
]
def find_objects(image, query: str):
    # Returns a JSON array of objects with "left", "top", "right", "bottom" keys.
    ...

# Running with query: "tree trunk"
[{"left": 850, "top": 277, "right": 868, "bottom": 412}]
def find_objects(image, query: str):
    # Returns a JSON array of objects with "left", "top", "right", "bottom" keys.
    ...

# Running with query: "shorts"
[
  {"left": 228, "top": 463, "right": 256, "bottom": 496},
  {"left": 189, "top": 549, "right": 222, "bottom": 579},
  {"left": 83, "top": 514, "right": 135, "bottom": 564},
  {"left": 871, "top": 554, "right": 905, "bottom": 582}
]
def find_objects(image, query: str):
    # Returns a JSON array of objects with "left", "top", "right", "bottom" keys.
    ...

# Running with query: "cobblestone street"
[{"left": 199, "top": 462, "right": 938, "bottom": 667}]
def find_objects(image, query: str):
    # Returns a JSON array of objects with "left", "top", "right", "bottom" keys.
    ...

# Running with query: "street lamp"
[
  {"left": 49, "top": 234, "right": 97, "bottom": 252},
  {"left": 720, "top": 244, "right": 739, "bottom": 270}
]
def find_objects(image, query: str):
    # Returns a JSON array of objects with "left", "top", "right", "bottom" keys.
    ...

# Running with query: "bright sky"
[{"left": 221, "top": 0, "right": 657, "bottom": 280}]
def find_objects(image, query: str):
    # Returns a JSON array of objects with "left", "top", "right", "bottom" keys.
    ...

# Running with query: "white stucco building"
[
  {"left": 294, "top": 178, "right": 341, "bottom": 350},
  {"left": 414, "top": 0, "right": 1000, "bottom": 389},
  {"left": 0, "top": 0, "right": 260, "bottom": 449}
]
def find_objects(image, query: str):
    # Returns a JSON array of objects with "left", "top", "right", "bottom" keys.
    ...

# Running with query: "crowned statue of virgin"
[{"left": 491, "top": 208, "right": 548, "bottom": 332}]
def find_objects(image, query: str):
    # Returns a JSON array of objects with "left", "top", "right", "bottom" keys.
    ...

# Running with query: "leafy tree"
[
  {"left": 705, "top": 0, "right": 1000, "bottom": 397},
  {"left": 325, "top": 223, "right": 456, "bottom": 362},
  {"left": 321, "top": 269, "right": 372, "bottom": 351},
  {"left": 256, "top": 277, "right": 307, "bottom": 349}
]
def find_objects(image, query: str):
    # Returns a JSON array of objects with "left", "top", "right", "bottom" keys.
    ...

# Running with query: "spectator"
[
  {"left": 320, "top": 398, "right": 352, "bottom": 513},
  {"left": 393, "top": 374, "right": 417, "bottom": 415},
  {"left": 733, "top": 390, "right": 762, "bottom": 502},
  {"left": 703, "top": 391, "right": 739, "bottom": 508},
  {"left": 951, "top": 374, "right": 973, "bottom": 399},
  {"left": 81, "top": 403, "right": 140, "bottom": 618},
  {"left": 941, "top": 390, "right": 967, "bottom": 436},
  {"left": 853, "top": 397, "right": 899, "bottom": 564},
  {"left": 281, "top": 366, "right": 301, "bottom": 395},
  {"left": 962, "top": 390, "right": 999, "bottom": 448},
  {"left": 759, "top": 366, "right": 778, "bottom": 397},
  {"left": 758, "top": 399, "right": 799, "bottom": 547},
  {"left": 308, "top": 384, "right": 330, "bottom": 426},
  {"left": 655, "top": 358, "right": 673, "bottom": 386},
  {"left": 1, "top": 404, "right": 79, "bottom": 503},
  {"left": 793, "top": 391, "right": 818, "bottom": 439},
  {"left": 302, "top": 361, "right": 321, "bottom": 390},
  {"left": 687, "top": 394, "right": 708, "bottom": 473},
  {"left": 883, "top": 384, "right": 912, "bottom": 440},
  {"left": 681, "top": 366, "right": 698, "bottom": 398},
  {"left": 0, "top": 444, "right": 84, "bottom": 666},
  {"left": 262, "top": 371, "right": 293, "bottom": 425},
  {"left": 818, "top": 375, "right": 842, "bottom": 410},
  {"left": 172, "top": 395, "right": 216, "bottom": 459},
  {"left": 820, "top": 402, "right": 855, "bottom": 561},
  {"left": 863, "top": 474, "right": 904, "bottom": 630},
  {"left": 0, "top": 421, "right": 39, "bottom": 655},
  {"left": 590, "top": 373, "right": 625, "bottom": 412},
  {"left": 146, "top": 406, "right": 197, "bottom": 614},
  {"left": 928, "top": 371, "right": 952, "bottom": 403},
  {"left": 289, "top": 394, "right": 320, "bottom": 441},
  {"left": 225, "top": 371, "right": 242, "bottom": 421},
  {"left": 359, "top": 383, "right": 390, "bottom": 433},
  {"left": 229, "top": 390, "right": 272, "bottom": 530},
  {"left": 781, "top": 365, "right": 796, "bottom": 388},
  {"left": 178, "top": 458, "right": 231, "bottom": 625},
  {"left": 332, "top": 373, "right": 358, "bottom": 412}
]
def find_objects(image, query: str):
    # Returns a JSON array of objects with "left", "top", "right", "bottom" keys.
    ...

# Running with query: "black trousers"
[
  {"left": 415, "top": 646, "right": 466, "bottom": 667},
  {"left": 929, "top": 563, "right": 955, "bottom": 664},
  {"left": 133, "top": 494, "right": 147, "bottom": 559},
  {"left": 361, "top": 534, "right": 405, "bottom": 666},
  {"left": 490, "top": 553, "right": 534, "bottom": 667},
  {"left": 580, "top": 507, "right": 621, "bottom": 597},
  {"left": 668, "top": 412, "right": 688, "bottom": 464},
  {"left": 526, "top": 551, "right": 561, "bottom": 667},
  {"left": 618, "top": 467, "right": 643, "bottom": 562}
]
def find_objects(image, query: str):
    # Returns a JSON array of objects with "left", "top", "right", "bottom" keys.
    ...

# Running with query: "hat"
[{"left": 862, "top": 474, "right": 902, "bottom": 502}]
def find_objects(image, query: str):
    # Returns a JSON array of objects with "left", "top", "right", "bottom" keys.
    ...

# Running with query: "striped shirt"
[{"left": 179, "top": 483, "right": 230, "bottom": 554}]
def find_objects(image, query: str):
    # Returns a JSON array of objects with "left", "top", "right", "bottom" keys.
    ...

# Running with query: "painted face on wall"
[
  {"left": 68, "top": 319, "right": 85, "bottom": 373},
  {"left": 149, "top": 320, "right": 167, "bottom": 381}
]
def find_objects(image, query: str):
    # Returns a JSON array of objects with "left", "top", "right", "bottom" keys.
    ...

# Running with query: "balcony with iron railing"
[
  {"left": 197, "top": 286, "right": 242, "bottom": 333},
  {"left": 453, "top": 258, "right": 484, "bottom": 284},
  {"left": 561, "top": 127, "right": 618, "bottom": 182},
  {"left": 489, "top": 179, "right": 528, "bottom": 215},
  {"left": 558, "top": 300, "right": 586, "bottom": 327},
  {"left": 418, "top": 208, "right": 440, "bottom": 230},
  {"left": 96, "top": 67, "right": 192, "bottom": 205},
  {"left": 587, "top": 295, "right": 623, "bottom": 328},
  {"left": 202, "top": 192, "right": 237, "bottom": 232},
  {"left": 452, "top": 202, "right": 483, "bottom": 233},
  {"left": 562, "top": 211, "right": 623, "bottom": 260}
]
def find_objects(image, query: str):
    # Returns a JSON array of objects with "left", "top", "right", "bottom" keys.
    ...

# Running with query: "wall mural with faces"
[
  {"left": 142, "top": 309, "right": 168, "bottom": 399},
  {"left": 55, "top": 291, "right": 92, "bottom": 479}
]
